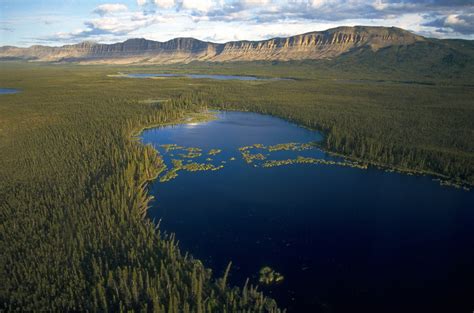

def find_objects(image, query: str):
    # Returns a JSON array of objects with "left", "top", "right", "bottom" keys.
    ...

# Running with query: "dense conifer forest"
[
  {"left": 0, "top": 60, "right": 472, "bottom": 311},
  {"left": 172, "top": 61, "right": 474, "bottom": 185},
  {"left": 0, "top": 64, "right": 281, "bottom": 312},
  {"left": 205, "top": 80, "right": 474, "bottom": 185}
]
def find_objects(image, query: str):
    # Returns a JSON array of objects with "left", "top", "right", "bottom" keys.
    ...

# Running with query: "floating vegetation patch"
[
  {"left": 235, "top": 142, "right": 370, "bottom": 171},
  {"left": 183, "top": 162, "right": 224, "bottom": 172},
  {"left": 156, "top": 140, "right": 453, "bottom": 190},
  {"left": 259, "top": 266, "right": 284, "bottom": 285},
  {"left": 160, "top": 144, "right": 185, "bottom": 152},
  {"left": 261, "top": 156, "right": 368, "bottom": 170},
  {"left": 178, "top": 147, "right": 203, "bottom": 159},
  {"left": 267, "top": 142, "right": 317, "bottom": 152},
  {"left": 159, "top": 158, "right": 224, "bottom": 183},
  {"left": 178, "top": 152, "right": 202, "bottom": 158},
  {"left": 241, "top": 151, "right": 267, "bottom": 164},
  {"left": 208, "top": 149, "right": 222, "bottom": 156},
  {"left": 156, "top": 141, "right": 368, "bottom": 184},
  {"left": 433, "top": 178, "right": 471, "bottom": 191},
  {"left": 239, "top": 144, "right": 268, "bottom": 163},
  {"left": 159, "top": 159, "right": 183, "bottom": 182},
  {"left": 240, "top": 142, "right": 318, "bottom": 153},
  {"left": 239, "top": 142, "right": 320, "bottom": 164},
  {"left": 239, "top": 144, "right": 264, "bottom": 152},
  {"left": 157, "top": 144, "right": 228, "bottom": 183}
]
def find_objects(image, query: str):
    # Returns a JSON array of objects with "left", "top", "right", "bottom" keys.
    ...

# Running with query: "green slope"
[{"left": 328, "top": 38, "right": 474, "bottom": 84}]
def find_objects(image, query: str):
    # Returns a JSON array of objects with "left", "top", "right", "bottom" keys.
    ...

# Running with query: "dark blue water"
[
  {"left": 125, "top": 73, "right": 282, "bottom": 80},
  {"left": 142, "top": 111, "right": 474, "bottom": 313},
  {"left": 0, "top": 88, "right": 20, "bottom": 94}
]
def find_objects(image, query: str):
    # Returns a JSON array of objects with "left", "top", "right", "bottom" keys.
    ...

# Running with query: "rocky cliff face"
[{"left": 0, "top": 26, "right": 426, "bottom": 64}]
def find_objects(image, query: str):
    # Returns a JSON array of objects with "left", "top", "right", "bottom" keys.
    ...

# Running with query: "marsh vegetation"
[
  {"left": 259, "top": 267, "right": 284, "bottom": 285},
  {"left": 154, "top": 139, "right": 372, "bottom": 184}
]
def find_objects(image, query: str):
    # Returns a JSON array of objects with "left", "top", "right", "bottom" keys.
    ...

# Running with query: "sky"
[{"left": 1, "top": 0, "right": 473, "bottom": 47}]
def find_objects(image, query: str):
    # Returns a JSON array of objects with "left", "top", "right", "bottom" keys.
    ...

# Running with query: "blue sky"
[{"left": 1, "top": 0, "right": 473, "bottom": 47}]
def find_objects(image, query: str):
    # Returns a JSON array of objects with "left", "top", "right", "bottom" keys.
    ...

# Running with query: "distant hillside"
[
  {"left": 0, "top": 26, "right": 430, "bottom": 64},
  {"left": 312, "top": 37, "right": 474, "bottom": 84}
]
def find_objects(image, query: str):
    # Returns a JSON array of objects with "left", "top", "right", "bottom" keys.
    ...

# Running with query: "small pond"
[
  {"left": 0, "top": 88, "right": 20, "bottom": 94},
  {"left": 124, "top": 73, "right": 284, "bottom": 80}
]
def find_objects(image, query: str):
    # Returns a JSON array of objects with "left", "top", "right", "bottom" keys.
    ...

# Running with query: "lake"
[
  {"left": 141, "top": 111, "right": 474, "bottom": 313},
  {"left": 124, "top": 73, "right": 284, "bottom": 80},
  {"left": 0, "top": 88, "right": 20, "bottom": 94}
]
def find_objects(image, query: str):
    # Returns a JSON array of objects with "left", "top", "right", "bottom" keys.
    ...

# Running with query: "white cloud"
[
  {"left": 44, "top": 10, "right": 172, "bottom": 43},
  {"left": 181, "top": 0, "right": 216, "bottom": 12},
  {"left": 445, "top": 14, "right": 466, "bottom": 26},
  {"left": 29, "top": 0, "right": 474, "bottom": 46},
  {"left": 93, "top": 3, "right": 128, "bottom": 16},
  {"left": 310, "top": 0, "right": 327, "bottom": 8},
  {"left": 372, "top": 0, "right": 387, "bottom": 11},
  {"left": 240, "top": 0, "right": 271, "bottom": 6},
  {"left": 154, "top": 0, "right": 176, "bottom": 9},
  {"left": 425, "top": 13, "right": 474, "bottom": 35},
  {"left": 137, "top": 0, "right": 223, "bottom": 12},
  {"left": 89, "top": 12, "right": 168, "bottom": 34}
]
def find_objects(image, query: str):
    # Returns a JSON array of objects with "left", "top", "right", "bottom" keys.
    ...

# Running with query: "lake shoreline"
[
  {"left": 136, "top": 108, "right": 471, "bottom": 191},
  {"left": 131, "top": 110, "right": 216, "bottom": 139},
  {"left": 203, "top": 108, "right": 472, "bottom": 190},
  {"left": 316, "top": 144, "right": 471, "bottom": 191},
  {"left": 130, "top": 109, "right": 217, "bottom": 183}
]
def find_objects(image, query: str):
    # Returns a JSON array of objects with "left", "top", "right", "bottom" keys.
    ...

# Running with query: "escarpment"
[{"left": 0, "top": 26, "right": 427, "bottom": 64}]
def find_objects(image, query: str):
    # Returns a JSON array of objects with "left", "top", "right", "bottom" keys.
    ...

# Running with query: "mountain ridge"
[{"left": 0, "top": 26, "right": 469, "bottom": 64}]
